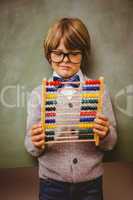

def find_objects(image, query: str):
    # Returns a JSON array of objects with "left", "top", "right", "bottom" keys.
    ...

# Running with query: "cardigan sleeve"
[
  {"left": 98, "top": 84, "right": 118, "bottom": 151},
  {"left": 24, "top": 85, "right": 45, "bottom": 157}
]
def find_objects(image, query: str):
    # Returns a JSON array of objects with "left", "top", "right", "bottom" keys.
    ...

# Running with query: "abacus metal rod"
[
  {"left": 49, "top": 112, "right": 97, "bottom": 116},
  {"left": 46, "top": 134, "right": 94, "bottom": 140},
  {"left": 47, "top": 81, "right": 101, "bottom": 85},
  {"left": 47, "top": 81, "right": 82, "bottom": 85},
  {"left": 46, "top": 93, "right": 100, "bottom": 97},
  {"left": 45, "top": 130, "right": 92, "bottom": 134},
  {"left": 46, "top": 111, "right": 96, "bottom": 117},
  {"left": 46, "top": 112, "right": 79, "bottom": 116},
  {"left": 46, "top": 87, "right": 100, "bottom": 92},
  {"left": 45, "top": 123, "right": 94, "bottom": 127},
  {"left": 45, "top": 100, "right": 99, "bottom": 103},
  {"left": 46, "top": 104, "right": 98, "bottom": 107},
  {"left": 46, "top": 119, "right": 79, "bottom": 122},
  {"left": 45, "top": 139, "right": 95, "bottom": 144},
  {"left": 46, "top": 118, "right": 94, "bottom": 122},
  {"left": 53, "top": 130, "right": 79, "bottom": 134}
]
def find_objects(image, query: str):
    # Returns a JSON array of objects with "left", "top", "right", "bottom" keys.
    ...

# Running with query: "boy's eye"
[
  {"left": 52, "top": 51, "right": 62, "bottom": 55},
  {"left": 71, "top": 52, "right": 81, "bottom": 55}
]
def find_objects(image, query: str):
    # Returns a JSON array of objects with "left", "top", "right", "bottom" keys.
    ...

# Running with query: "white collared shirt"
[{"left": 52, "top": 69, "right": 85, "bottom": 98}]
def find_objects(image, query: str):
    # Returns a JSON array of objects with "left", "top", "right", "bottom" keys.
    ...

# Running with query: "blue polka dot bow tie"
[{"left": 53, "top": 74, "right": 80, "bottom": 89}]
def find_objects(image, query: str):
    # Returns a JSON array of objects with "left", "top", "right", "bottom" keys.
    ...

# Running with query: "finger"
[
  {"left": 96, "top": 112, "right": 108, "bottom": 121},
  {"left": 93, "top": 128, "right": 106, "bottom": 138},
  {"left": 32, "top": 123, "right": 42, "bottom": 130},
  {"left": 31, "top": 127, "right": 43, "bottom": 136},
  {"left": 32, "top": 133, "right": 45, "bottom": 142},
  {"left": 34, "top": 140, "right": 45, "bottom": 148},
  {"left": 93, "top": 123, "right": 108, "bottom": 133},
  {"left": 94, "top": 118, "right": 107, "bottom": 126}
]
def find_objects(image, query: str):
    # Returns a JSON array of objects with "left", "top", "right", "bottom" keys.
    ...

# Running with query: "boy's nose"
[{"left": 63, "top": 55, "right": 69, "bottom": 63}]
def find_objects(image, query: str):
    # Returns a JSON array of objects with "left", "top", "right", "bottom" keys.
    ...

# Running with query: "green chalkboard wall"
[{"left": 0, "top": 0, "right": 133, "bottom": 168}]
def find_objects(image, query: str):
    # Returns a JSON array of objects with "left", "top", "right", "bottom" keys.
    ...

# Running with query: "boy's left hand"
[{"left": 93, "top": 112, "right": 110, "bottom": 139}]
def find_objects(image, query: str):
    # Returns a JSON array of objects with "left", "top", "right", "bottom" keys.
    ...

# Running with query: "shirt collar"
[{"left": 52, "top": 69, "right": 85, "bottom": 82}]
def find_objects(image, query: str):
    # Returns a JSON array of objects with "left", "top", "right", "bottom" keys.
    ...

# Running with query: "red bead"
[
  {"left": 85, "top": 79, "right": 101, "bottom": 85},
  {"left": 55, "top": 81, "right": 57, "bottom": 85},
  {"left": 80, "top": 111, "right": 97, "bottom": 116},
  {"left": 46, "top": 81, "right": 49, "bottom": 86},
  {"left": 52, "top": 81, "right": 56, "bottom": 86},
  {"left": 94, "top": 80, "right": 100, "bottom": 84},
  {"left": 46, "top": 112, "right": 56, "bottom": 117},
  {"left": 54, "top": 81, "right": 61, "bottom": 86},
  {"left": 49, "top": 81, "right": 53, "bottom": 86}
]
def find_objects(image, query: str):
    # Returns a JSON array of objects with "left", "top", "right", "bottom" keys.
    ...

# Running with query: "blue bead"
[
  {"left": 46, "top": 87, "right": 56, "bottom": 92},
  {"left": 80, "top": 117, "right": 95, "bottom": 122},
  {"left": 45, "top": 119, "right": 55, "bottom": 123},
  {"left": 82, "top": 86, "right": 100, "bottom": 91}
]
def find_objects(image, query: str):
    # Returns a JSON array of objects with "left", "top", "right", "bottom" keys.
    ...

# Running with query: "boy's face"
[{"left": 50, "top": 39, "right": 82, "bottom": 79}]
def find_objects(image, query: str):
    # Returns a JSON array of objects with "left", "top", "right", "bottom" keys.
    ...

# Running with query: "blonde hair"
[{"left": 44, "top": 17, "right": 91, "bottom": 75}]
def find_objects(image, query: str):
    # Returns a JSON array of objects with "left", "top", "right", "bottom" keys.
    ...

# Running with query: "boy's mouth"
[{"left": 59, "top": 65, "right": 71, "bottom": 70}]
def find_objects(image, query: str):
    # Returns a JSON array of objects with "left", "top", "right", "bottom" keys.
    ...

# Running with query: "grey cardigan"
[{"left": 25, "top": 72, "right": 117, "bottom": 183}]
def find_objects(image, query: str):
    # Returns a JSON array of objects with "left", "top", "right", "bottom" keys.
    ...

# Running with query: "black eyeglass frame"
[{"left": 49, "top": 50, "right": 82, "bottom": 64}]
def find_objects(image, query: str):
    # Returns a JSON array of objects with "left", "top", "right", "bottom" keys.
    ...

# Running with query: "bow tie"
[{"left": 53, "top": 74, "right": 80, "bottom": 89}]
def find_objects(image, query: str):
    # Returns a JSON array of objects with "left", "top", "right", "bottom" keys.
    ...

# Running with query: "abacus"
[{"left": 41, "top": 77, "right": 104, "bottom": 146}]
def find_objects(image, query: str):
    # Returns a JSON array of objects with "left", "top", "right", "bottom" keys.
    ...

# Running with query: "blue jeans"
[{"left": 39, "top": 176, "right": 103, "bottom": 200}]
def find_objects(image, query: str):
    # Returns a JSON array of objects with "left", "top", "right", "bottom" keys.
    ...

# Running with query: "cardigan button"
[
  {"left": 73, "top": 158, "right": 78, "bottom": 164},
  {"left": 68, "top": 102, "right": 73, "bottom": 108}
]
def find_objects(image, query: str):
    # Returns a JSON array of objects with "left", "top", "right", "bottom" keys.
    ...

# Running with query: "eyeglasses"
[{"left": 50, "top": 50, "right": 82, "bottom": 64}]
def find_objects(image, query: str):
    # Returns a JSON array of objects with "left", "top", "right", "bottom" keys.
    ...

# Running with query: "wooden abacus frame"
[{"left": 41, "top": 77, "right": 105, "bottom": 146}]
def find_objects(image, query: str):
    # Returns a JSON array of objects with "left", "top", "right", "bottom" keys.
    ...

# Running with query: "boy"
[{"left": 25, "top": 17, "right": 117, "bottom": 200}]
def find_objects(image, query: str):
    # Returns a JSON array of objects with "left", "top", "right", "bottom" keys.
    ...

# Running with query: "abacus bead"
[
  {"left": 46, "top": 88, "right": 51, "bottom": 92},
  {"left": 51, "top": 107, "right": 54, "bottom": 111},
  {"left": 90, "top": 99, "right": 94, "bottom": 103},
  {"left": 94, "top": 106, "right": 97, "bottom": 110},
  {"left": 45, "top": 119, "right": 49, "bottom": 123},
  {"left": 89, "top": 129, "right": 93, "bottom": 133},
  {"left": 54, "top": 100, "right": 57, "bottom": 104},
  {"left": 80, "top": 118, "right": 84, "bottom": 122},
  {"left": 79, "top": 135, "right": 88, "bottom": 139},
  {"left": 81, "top": 99, "right": 84, "bottom": 104},
  {"left": 52, "top": 119, "right": 56, "bottom": 123},
  {"left": 46, "top": 107, "right": 49, "bottom": 111},
  {"left": 79, "top": 134, "right": 94, "bottom": 140},
  {"left": 50, "top": 107, "right": 53, "bottom": 111},
  {"left": 54, "top": 81, "right": 61, "bottom": 86},
  {"left": 47, "top": 113, "right": 51, "bottom": 117},
  {"left": 45, "top": 101, "right": 48, "bottom": 105},
  {"left": 45, "top": 131, "right": 54, "bottom": 136},
  {"left": 45, "top": 119, "right": 55, "bottom": 123},
  {"left": 45, "top": 136, "right": 54, "bottom": 141},
  {"left": 53, "top": 81, "right": 57, "bottom": 85}
]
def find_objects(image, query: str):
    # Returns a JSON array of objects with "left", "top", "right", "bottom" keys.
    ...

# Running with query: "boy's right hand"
[{"left": 31, "top": 123, "right": 45, "bottom": 149}]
